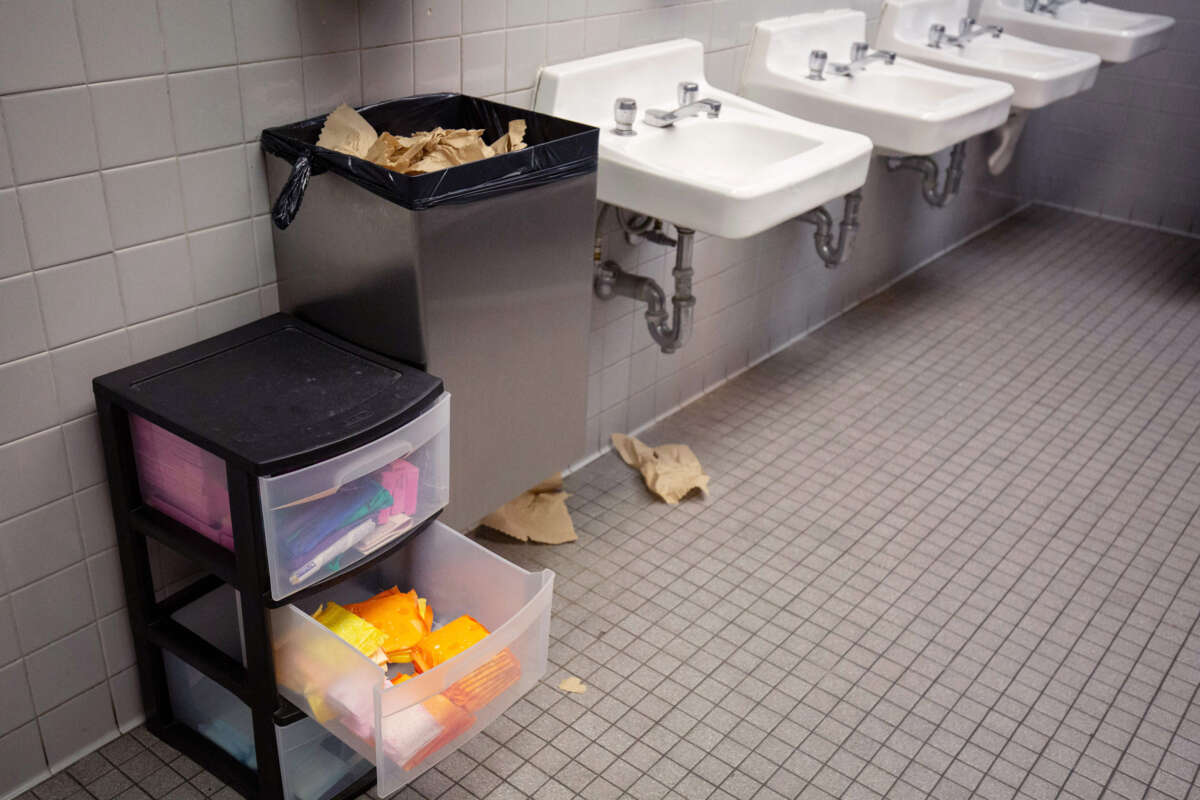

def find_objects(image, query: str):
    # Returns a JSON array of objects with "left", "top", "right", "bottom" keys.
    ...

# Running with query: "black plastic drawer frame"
[{"left": 97, "top": 400, "right": 378, "bottom": 800}]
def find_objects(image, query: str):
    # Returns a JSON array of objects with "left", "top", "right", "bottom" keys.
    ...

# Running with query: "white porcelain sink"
[
  {"left": 877, "top": 0, "right": 1100, "bottom": 110},
  {"left": 532, "top": 39, "right": 873, "bottom": 240},
  {"left": 741, "top": 10, "right": 1014, "bottom": 157},
  {"left": 978, "top": 0, "right": 1173, "bottom": 63}
]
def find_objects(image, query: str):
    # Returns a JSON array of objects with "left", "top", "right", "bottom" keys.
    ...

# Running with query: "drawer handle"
[
  {"left": 332, "top": 440, "right": 414, "bottom": 486},
  {"left": 270, "top": 442, "right": 414, "bottom": 512}
]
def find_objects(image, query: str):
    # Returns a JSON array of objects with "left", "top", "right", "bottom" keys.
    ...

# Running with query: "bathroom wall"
[
  {"left": 0, "top": 0, "right": 1035, "bottom": 794},
  {"left": 1029, "top": 0, "right": 1200, "bottom": 233}
]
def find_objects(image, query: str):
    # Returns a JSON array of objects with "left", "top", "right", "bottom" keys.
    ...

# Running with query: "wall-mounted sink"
[
  {"left": 741, "top": 10, "right": 1013, "bottom": 157},
  {"left": 978, "top": 0, "right": 1173, "bottom": 64},
  {"left": 877, "top": 0, "right": 1100, "bottom": 110},
  {"left": 533, "top": 39, "right": 873, "bottom": 240}
]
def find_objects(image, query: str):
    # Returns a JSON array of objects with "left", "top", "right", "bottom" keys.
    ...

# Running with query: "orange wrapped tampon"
[
  {"left": 345, "top": 587, "right": 433, "bottom": 663},
  {"left": 411, "top": 615, "right": 489, "bottom": 673},
  {"left": 443, "top": 649, "right": 520, "bottom": 712}
]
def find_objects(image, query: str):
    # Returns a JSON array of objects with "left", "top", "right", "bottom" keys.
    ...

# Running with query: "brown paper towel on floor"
[
  {"left": 612, "top": 434, "right": 710, "bottom": 504},
  {"left": 480, "top": 474, "right": 577, "bottom": 544}
]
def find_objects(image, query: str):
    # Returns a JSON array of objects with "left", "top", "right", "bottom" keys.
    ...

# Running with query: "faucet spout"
[
  {"left": 828, "top": 42, "right": 896, "bottom": 77},
  {"left": 957, "top": 17, "right": 1003, "bottom": 44},
  {"left": 644, "top": 98, "right": 722, "bottom": 128}
]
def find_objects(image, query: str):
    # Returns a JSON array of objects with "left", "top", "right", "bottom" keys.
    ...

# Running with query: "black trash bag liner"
[{"left": 261, "top": 93, "right": 598, "bottom": 228}]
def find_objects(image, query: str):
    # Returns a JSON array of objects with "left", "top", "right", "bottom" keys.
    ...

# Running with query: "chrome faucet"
[
  {"left": 644, "top": 82, "right": 722, "bottom": 127},
  {"left": 929, "top": 16, "right": 1003, "bottom": 48},
  {"left": 815, "top": 41, "right": 896, "bottom": 78},
  {"left": 1024, "top": 0, "right": 1087, "bottom": 15},
  {"left": 808, "top": 50, "right": 829, "bottom": 80},
  {"left": 613, "top": 97, "right": 637, "bottom": 136}
]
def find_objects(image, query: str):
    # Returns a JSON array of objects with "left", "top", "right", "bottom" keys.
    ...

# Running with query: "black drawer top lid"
[{"left": 94, "top": 313, "right": 443, "bottom": 475}]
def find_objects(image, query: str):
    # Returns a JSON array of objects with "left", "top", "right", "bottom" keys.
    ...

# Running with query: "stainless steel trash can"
[{"left": 262, "top": 96, "right": 598, "bottom": 528}]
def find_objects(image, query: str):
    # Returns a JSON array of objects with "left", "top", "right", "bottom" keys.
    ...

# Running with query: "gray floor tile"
[
  {"left": 65, "top": 753, "right": 112, "bottom": 785},
  {"left": 87, "top": 770, "right": 133, "bottom": 800},
  {"left": 31, "top": 774, "right": 80, "bottom": 800}
]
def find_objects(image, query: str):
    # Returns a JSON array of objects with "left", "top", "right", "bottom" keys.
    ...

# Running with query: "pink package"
[
  {"left": 376, "top": 460, "right": 419, "bottom": 522},
  {"left": 130, "top": 415, "right": 234, "bottom": 550}
]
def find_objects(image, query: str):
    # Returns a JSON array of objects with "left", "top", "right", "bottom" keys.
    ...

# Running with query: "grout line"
[{"left": 1035, "top": 200, "right": 1200, "bottom": 241}]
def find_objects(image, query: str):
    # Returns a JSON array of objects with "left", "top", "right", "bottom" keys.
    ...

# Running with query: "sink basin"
[
  {"left": 877, "top": 0, "right": 1100, "bottom": 110},
  {"left": 978, "top": 0, "right": 1173, "bottom": 63},
  {"left": 532, "top": 39, "right": 873, "bottom": 240},
  {"left": 741, "top": 10, "right": 1014, "bottom": 156}
]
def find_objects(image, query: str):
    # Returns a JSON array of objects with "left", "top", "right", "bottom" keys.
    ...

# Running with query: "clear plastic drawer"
[
  {"left": 131, "top": 414, "right": 234, "bottom": 550},
  {"left": 271, "top": 522, "right": 554, "bottom": 796},
  {"left": 260, "top": 394, "right": 450, "bottom": 601}
]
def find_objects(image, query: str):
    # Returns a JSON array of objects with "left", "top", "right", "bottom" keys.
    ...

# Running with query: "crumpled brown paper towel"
[
  {"left": 316, "top": 103, "right": 379, "bottom": 158},
  {"left": 612, "top": 434, "right": 710, "bottom": 504},
  {"left": 480, "top": 474, "right": 577, "bottom": 544},
  {"left": 316, "top": 103, "right": 526, "bottom": 176}
]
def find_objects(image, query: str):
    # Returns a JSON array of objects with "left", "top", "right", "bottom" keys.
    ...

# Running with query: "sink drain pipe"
[
  {"left": 594, "top": 204, "right": 695, "bottom": 354},
  {"left": 885, "top": 141, "right": 968, "bottom": 208},
  {"left": 798, "top": 189, "right": 863, "bottom": 268}
]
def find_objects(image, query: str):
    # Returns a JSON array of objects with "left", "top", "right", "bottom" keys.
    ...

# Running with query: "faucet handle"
[
  {"left": 989, "top": 24, "right": 1004, "bottom": 37},
  {"left": 678, "top": 81, "right": 699, "bottom": 106},
  {"left": 928, "top": 23, "right": 946, "bottom": 47},
  {"left": 850, "top": 41, "right": 870, "bottom": 61},
  {"left": 808, "top": 49, "right": 828, "bottom": 80},
  {"left": 959, "top": 16, "right": 976, "bottom": 36},
  {"left": 613, "top": 97, "right": 637, "bottom": 136}
]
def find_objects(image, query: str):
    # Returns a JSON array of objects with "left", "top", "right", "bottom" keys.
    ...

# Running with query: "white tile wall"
[
  {"left": 34, "top": 255, "right": 125, "bottom": 347},
  {"left": 0, "top": 0, "right": 1175, "bottom": 794},
  {"left": 102, "top": 160, "right": 187, "bottom": 248},
  {"left": 75, "top": 0, "right": 165, "bottom": 83},
  {"left": 37, "top": 683, "right": 117, "bottom": 771},
  {"left": 91, "top": 77, "right": 176, "bottom": 168},
  {"left": 0, "top": 1, "right": 86, "bottom": 95},
  {"left": 1030, "top": 0, "right": 1200, "bottom": 234},
  {"left": 1, "top": 87, "right": 99, "bottom": 184},
  {"left": 168, "top": 69, "right": 244, "bottom": 154},
  {"left": 18, "top": 174, "right": 113, "bottom": 269}
]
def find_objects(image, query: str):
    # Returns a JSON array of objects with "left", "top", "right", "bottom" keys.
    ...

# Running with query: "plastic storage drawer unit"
[
  {"left": 271, "top": 522, "right": 554, "bottom": 796},
  {"left": 94, "top": 314, "right": 448, "bottom": 602}
]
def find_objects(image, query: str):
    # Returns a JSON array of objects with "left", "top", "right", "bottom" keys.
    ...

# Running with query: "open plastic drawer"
[
  {"left": 271, "top": 522, "right": 554, "bottom": 796},
  {"left": 260, "top": 394, "right": 450, "bottom": 601},
  {"left": 163, "top": 585, "right": 373, "bottom": 800}
]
